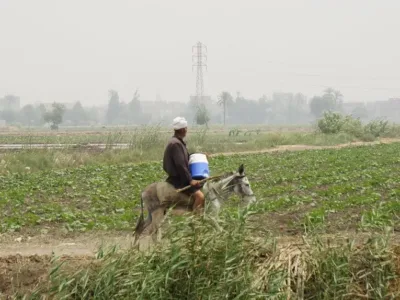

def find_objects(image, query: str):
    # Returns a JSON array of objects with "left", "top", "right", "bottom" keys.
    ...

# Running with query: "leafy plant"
[
  {"left": 194, "top": 104, "right": 211, "bottom": 126},
  {"left": 317, "top": 111, "right": 346, "bottom": 134},
  {"left": 43, "top": 103, "right": 66, "bottom": 130},
  {"left": 364, "top": 119, "right": 389, "bottom": 137}
]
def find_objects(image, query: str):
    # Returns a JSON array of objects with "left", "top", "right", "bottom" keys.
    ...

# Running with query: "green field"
[{"left": 1, "top": 142, "right": 400, "bottom": 235}]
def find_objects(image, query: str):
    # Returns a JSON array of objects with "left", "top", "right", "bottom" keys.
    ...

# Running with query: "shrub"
[
  {"left": 341, "top": 115, "right": 364, "bottom": 138},
  {"left": 364, "top": 119, "right": 389, "bottom": 137},
  {"left": 317, "top": 111, "right": 346, "bottom": 134},
  {"left": 317, "top": 112, "right": 394, "bottom": 140}
]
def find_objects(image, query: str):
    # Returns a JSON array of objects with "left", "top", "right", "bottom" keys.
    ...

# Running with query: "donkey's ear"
[{"left": 238, "top": 164, "right": 244, "bottom": 175}]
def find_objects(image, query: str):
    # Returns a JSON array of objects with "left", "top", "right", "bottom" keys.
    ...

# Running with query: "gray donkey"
[{"left": 133, "top": 164, "right": 256, "bottom": 245}]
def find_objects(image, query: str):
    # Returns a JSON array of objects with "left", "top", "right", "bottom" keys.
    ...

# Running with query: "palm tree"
[
  {"left": 217, "top": 91, "right": 233, "bottom": 126},
  {"left": 323, "top": 87, "right": 343, "bottom": 105}
]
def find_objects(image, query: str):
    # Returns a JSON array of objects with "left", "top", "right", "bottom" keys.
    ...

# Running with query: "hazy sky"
[{"left": 1, "top": 0, "right": 399, "bottom": 106}]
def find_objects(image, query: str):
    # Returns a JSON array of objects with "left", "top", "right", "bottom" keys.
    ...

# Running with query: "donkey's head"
[
  {"left": 231, "top": 164, "right": 256, "bottom": 203},
  {"left": 216, "top": 164, "right": 256, "bottom": 204}
]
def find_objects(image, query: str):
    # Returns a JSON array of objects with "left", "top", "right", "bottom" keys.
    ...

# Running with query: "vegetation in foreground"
[{"left": 13, "top": 209, "right": 400, "bottom": 299}]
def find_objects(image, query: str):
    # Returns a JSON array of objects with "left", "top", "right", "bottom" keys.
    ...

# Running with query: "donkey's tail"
[{"left": 133, "top": 193, "right": 145, "bottom": 242}]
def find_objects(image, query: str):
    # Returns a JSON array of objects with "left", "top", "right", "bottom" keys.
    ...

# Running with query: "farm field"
[
  {"left": 1, "top": 140, "right": 400, "bottom": 298},
  {"left": 1, "top": 141, "right": 400, "bottom": 236}
]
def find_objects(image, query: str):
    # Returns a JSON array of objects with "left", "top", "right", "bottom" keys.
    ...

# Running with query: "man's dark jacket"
[{"left": 163, "top": 136, "right": 192, "bottom": 189}]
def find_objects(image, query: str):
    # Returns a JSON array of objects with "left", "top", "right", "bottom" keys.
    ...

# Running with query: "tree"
[
  {"left": 0, "top": 110, "right": 17, "bottom": 124},
  {"left": 217, "top": 91, "right": 233, "bottom": 126},
  {"left": 309, "top": 88, "right": 343, "bottom": 118},
  {"left": 2, "top": 94, "right": 20, "bottom": 111},
  {"left": 323, "top": 87, "right": 343, "bottom": 111},
  {"left": 37, "top": 104, "right": 47, "bottom": 125},
  {"left": 20, "top": 104, "right": 40, "bottom": 125},
  {"left": 69, "top": 101, "right": 87, "bottom": 125},
  {"left": 106, "top": 89, "right": 120, "bottom": 124},
  {"left": 309, "top": 96, "right": 336, "bottom": 118},
  {"left": 43, "top": 103, "right": 66, "bottom": 130},
  {"left": 195, "top": 104, "right": 210, "bottom": 126},
  {"left": 128, "top": 89, "right": 143, "bottom": 123}
]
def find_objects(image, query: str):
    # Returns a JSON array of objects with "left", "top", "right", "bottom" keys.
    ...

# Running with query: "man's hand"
[{"left": 190, "top": 180, "right": 201, "bottom": 187}]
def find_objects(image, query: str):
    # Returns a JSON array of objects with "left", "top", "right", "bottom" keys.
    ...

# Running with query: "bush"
[
  {"left": 341, "top": 115, "right": 364, "bottom": 138},
  {"left": 317, "top": 111, "right": 346, "bottom": 134},
  {"left": 317, "top": 112, "right": 394, "bottom": 140},
  {"left": 364, "top": 119, "right": 389, "bottom": 137}
]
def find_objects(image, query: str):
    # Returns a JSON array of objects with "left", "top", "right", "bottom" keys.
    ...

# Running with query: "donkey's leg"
[
  {"left": 135, "top": 184, "right": 165, "bottom": 248},
  {"left": 206, "top": 199, "right": 223, "bottom": 232},
  {"left": 153, "top": 182, "right": 193, "bottom": 240},
  {"left": 148, "top": 207, "right": 165, "bottom": 243},
  {"left": 133, "top": 190, "right": 153, "bottom": 246},
  {"left": 210, "top": 199, "right": 221, "bottom": 216}
]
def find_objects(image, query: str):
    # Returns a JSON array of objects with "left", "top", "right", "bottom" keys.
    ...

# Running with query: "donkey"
[{"left": 133, "top": 164, "right": 256, "bottom": 245}]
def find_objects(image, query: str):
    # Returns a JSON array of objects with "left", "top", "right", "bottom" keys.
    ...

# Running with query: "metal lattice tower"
[{"left": 192, "top": 42, "right": 207, "bottom": 106}]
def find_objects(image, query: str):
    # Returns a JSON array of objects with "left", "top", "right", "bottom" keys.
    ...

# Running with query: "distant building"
[
  {"left": 366, "top": 98, "right": 400, "bottom": 121},
  {"left": 342, "top": 102, "right": 365, "bottom": 114}
]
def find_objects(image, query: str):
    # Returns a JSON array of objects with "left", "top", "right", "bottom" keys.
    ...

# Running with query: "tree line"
[
  {"left": 203, "top": 87, "right": 365, "bottom": 126},
  {"left": 0, "top": 87, "right": 371, "bottom": 129}
]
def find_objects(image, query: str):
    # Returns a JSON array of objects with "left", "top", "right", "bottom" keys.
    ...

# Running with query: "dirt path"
[
  {"left": 0, "top": 232, "right": 135, "bottom": 257},
  {"left": 1, "top": 229, "right": 400, "bottom": 258},
  {"left": 1, "top": 137, "right": 400, "bottom": 259},
  {"left": 209, "top": 137, "right": 400, "bottom": 157}
]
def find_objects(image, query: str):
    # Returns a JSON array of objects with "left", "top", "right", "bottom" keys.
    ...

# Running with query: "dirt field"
[{"left": 1, "top": 138, "right": 400, "bottom": 297}]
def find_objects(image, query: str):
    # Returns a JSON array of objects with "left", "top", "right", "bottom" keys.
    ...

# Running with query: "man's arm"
[{"left": 171, "top": 143, "right": 192, "bottom": 184}]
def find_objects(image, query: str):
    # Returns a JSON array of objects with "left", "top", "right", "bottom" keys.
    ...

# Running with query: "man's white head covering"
[{"left": 172, "top": 116, "right": 188, "bottom": 130}]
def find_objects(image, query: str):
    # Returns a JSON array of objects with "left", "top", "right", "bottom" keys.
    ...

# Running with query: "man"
[{"left": 163, "top": 116, "right": 205, "bottom": 213}]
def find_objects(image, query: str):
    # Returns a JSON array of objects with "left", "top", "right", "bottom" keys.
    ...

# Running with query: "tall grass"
[{"left": 24, "top": 207, "right": 400, "bottom": 299}]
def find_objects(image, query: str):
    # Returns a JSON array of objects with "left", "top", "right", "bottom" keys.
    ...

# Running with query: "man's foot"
[{"left": 193, "top": 207, "right": 204, "bottom": 216}]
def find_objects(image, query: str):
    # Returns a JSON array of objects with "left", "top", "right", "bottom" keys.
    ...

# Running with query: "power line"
[{"left": 192, "top": 42, "right": 207, "bottom": 106}]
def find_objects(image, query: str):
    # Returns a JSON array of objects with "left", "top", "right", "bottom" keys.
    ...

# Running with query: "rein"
[{"left": 175, "top": 174, "right": 225, "bottom": 193}]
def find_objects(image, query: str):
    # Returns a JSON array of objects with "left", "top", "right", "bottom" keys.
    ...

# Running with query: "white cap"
[{"left": 172, "top": 117, "right": 188, "bottom": 130}]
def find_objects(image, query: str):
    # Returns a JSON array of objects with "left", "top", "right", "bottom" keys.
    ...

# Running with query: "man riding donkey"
[
  {"left": 133, "top": 116, "right": 209, "bottom": 244},
  {"left": 163, "top": 116, "right": 206, "bottom": 214},
  {"left": 133, "top": 116, "right": 257, "bottom": 246}
]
